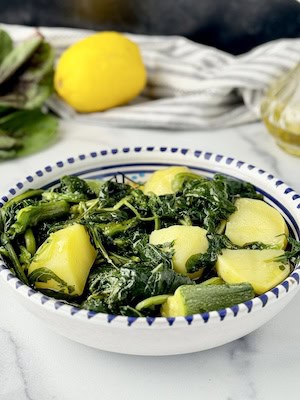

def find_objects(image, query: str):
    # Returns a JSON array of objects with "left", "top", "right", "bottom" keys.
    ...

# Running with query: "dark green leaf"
[
  {"left": 0, "top": 70, "right": 54, "bottom": 109},
  {"left": 0, "top": 233, "right": 29, "bottom": 284},
  {"left": 0, "top": 34, "right": 43, "bottom": 85},
  {"left": 0, "top": 30, "right": 13, "bottom": 64},
  {"left": 274, "top": 236, "right": 300, "bottom": 263},
  {"left": 28, "top": 267, "right": 75, "bottom": 294},
  {"left": 215, "top": 174, "right": 263, "bottom": 200},
  {"left": 86, "top": 262, "right": 194, "bottom": 315},
  {"left": 0, "top": 109, "right": 58, "bottom": 159},
  {"left": 0, "top": 149, "right": 17, "bottom": 160},
  {"left": 186, "top": 234, "right": 238, "bottom": 273},
  {"left": 0, "top": 135, "right": 22, "bottom": 150},
  {"left": 98, "top": 181, "right": 132, "bottom": 208},
  {"left": 2, "top": 189, "right": 43, "bottom": 210},
  {"left": 8, "top": 200, "right": 70, "bottom": 237},
  {"left": 186, "top": 233, "right": 276, "bottom": 274},
  {"left": 82, "top": 293, "right": 109, "bottom": 313},
  {"left": 171, "top": 172, "right": 204, "bottom": 192}
]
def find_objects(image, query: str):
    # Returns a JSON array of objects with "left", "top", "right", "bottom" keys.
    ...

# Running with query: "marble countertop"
[{"left": 0, "top": 121, "right": 299, "bottom": 400}]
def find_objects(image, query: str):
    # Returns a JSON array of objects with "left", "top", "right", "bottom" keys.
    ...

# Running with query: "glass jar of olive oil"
[{"left": 261, "top": 63, "right": 300, "bottom": 156}]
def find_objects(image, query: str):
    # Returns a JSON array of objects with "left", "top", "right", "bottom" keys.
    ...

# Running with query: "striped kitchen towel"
[{"left": 2, "top": 24, "right": 300, "bottom": 130}]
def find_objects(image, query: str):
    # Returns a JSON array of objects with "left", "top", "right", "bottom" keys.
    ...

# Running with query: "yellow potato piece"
[
  {"left": 149, "top": 225, "right": 208, "bottom": 279},
  {"left": 216, "top": 249, "right": 290, "bottom": 294},
  {"left": 143, "top": 166, "right": 190, "bottom": 196},
  {"left": 28, "top": 224, "right": 97, "bottom": 296},
  {"left": 225, "top": 198, "right": 288, "bottom": 249}
]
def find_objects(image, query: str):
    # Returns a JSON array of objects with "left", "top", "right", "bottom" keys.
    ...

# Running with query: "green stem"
[
  {"left": 88, "top": 226, "right": 116, "bottom": 268},
  {"left": 24, "top": 228, "right": 36, "bottom": 255},
  {"left": 3, "top": 189, "right": 44, "bottom": 209},
  {"left": 9, "top": 200, "right": 70, "bottom": 237},
  {"left": 103, "top": 197, "right": 157, "bottom": 223},
  {"left": 72, "top": 199, "right": 99, "bottom": 220},
  {"left": 1, "top": 233, "right": 29, "bottom": 285},
  {"left": 154, "top": 215, "right": 160, "bottom": 230},
  {"left": 0, "top": 247, "right": 9, "bottom": 258}
]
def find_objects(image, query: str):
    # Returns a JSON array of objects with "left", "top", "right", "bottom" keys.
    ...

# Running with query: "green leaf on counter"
[
  {"left": 0, "top": 28, "right": 58, "bottom": 161},
  {"left": 0, "top": 43, "right": 55, "bottom": 109},
  {"left": 0, "top": 148, "right": 16, "bottom": 159},
  {"left": 0, "top": 71, "right": 54, "bottom": 110},
  {"left": 0, "top": 30, "right": 13, "bottom": 64},
  {"left": 0, "top": 135, "right": 22, "bottom": 150},
  {"left": 0, "top": 34, "right": 43, "bottom": 85},
  {"left": 0, "top": 109, "right": 58, "bottom": 159},
  {"left": 22, "top": 42, "right": 54, "bottom": 82},
  {"left": 0, "top": 106, "right": 14, "bottom": 118}
]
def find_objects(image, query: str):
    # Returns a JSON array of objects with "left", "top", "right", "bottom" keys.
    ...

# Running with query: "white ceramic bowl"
[{"left": 1, "top": 147, "right": 299, "bottom": 356}]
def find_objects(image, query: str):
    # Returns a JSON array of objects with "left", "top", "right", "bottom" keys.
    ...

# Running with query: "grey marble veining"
[
  {"left": 0, "top": 120, "right": 299, "bottom": 400},
  {"left": 0, "top": 327, "right": 32, "bottom": 400},
  {"left": 238, "top": 129, "right": 281, "bottom": 179}
]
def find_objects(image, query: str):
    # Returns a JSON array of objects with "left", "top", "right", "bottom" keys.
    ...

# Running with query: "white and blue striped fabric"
[{"left": 3, "top": 24, "right": 300, "bottom": 129}]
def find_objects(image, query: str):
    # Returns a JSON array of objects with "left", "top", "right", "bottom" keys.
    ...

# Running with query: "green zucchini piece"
[{"left": 161, "top": 283, "right": 254, "bottom": 317}]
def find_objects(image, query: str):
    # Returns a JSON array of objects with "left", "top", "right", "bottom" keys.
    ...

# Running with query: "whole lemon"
[{"left": 54, "top": 32, "right": 146, "bottom": 112}]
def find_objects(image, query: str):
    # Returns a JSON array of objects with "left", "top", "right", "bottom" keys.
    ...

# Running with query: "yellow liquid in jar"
[
  {"left": 261, "top": 64, "right": 300, "bottom": 156},
  {"left": 263, "top": 116, "right": 300, "bottom": 156}
]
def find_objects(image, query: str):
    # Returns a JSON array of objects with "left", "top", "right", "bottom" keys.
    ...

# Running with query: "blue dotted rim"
[{"left": 0, "top": 146, "right": 299, "bottom": 328}]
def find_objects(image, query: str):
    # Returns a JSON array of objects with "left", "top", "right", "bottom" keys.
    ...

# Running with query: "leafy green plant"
[{"left": 0, "top": 29, "right": 58, "bottom": 160}]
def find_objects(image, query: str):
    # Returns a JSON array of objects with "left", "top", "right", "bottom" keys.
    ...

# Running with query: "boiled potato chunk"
[
  {"left": 28, "top": 224, "right": 97, "bottom": 296},
  {"left": 216, "top": 249, "right": 290, "bottom": 294},
  {"left": 225, "top": 198, "right": 288, "bottom": 249},
  {"left": 149, "top": 225, "right": 208, "bottom": 279},
  {"left": 143, "top": 166, "right": 190, "bottom": 196}
]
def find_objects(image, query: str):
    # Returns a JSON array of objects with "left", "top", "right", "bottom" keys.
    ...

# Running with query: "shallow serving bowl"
[{"left": 1, "top": 147, "right": 300, "bottom": 356}]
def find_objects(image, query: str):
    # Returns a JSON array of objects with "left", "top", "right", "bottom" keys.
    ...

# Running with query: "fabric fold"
[{"left": 2, "top": 23, "right": 300, "bottom": 130}]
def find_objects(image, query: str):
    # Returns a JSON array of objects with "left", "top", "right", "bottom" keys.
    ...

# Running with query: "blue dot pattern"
[
  {"left": 87, "top": 310, "right": 97, "bottom": 319},
  {"left": 231, "top": 305, "right": 239, "bottom": 317},
  {"left": 259, "top": 294, "right": 268, "bottom": 307},
  {"left": 146, "top": 317, "right": 155, "bottom": 326},
  {"left": 201, "top": 312, "right": 210, "bottom": 323},
  {"left": 107, "top": 314, "right": 117, "bottom": 323},
  {"left": 167, "top": 317, "right": 175, "bottom": 326},
  {"left": 218, "top": 309, "right": 227, "bottom": 321},
  {"left": 71, "top": 307, "right": 80, "bottom": 316},
  {"left": 185, "top": 316, "right": 193, "bottom": 325},
  {"left": 244, "top": 301, "right": 253, "bottom": 313}
]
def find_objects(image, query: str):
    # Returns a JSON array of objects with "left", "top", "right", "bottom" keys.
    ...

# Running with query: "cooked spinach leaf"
[
  {"left": 186, "top": 233, "right": 275, "bottom": 274},
  {"left": 214, "top": 174, "right": 263, "bottom": 200},
  {"left": 148, "top": 175, "right": 237, "bottom": 232},
  {"left": 28, "top": 267, "right": 75, "bottom": 294},
  {"left": 1, "top": 169, "right": 291, "bottom": 317},
  {"left": 274, "top": 236, "right": 300, "bottom": 263},
  {"left": 86, "top": 261, "right": 193, "bottom": 315}
]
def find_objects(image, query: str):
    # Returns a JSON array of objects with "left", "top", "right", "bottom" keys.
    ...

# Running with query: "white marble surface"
[{"left": 0, "top": 121, "right": 299, "bottom": 400}]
